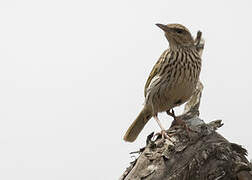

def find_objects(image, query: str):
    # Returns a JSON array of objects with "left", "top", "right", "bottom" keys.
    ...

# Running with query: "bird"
[{"left": 123, "top": 23, "right": 202, "bottom": 142}]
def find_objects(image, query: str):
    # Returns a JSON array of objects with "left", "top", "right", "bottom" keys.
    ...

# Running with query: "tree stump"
[{"left": 120, "top": 32, "right": 252, "bottom": 180}]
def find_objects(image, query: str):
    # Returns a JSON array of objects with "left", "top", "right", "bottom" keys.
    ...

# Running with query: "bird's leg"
[
  {"left": 166, "top": 109, "right": 178, "bottom": 127},
  {"left": 166, "top": 109, "right": 195, "bottom": 136},
  {"left": 153, "top": 115, "right": 172, "bottom": 141},
  {"left": 166, "top": 109, "right": 176, "bottom": 119}
]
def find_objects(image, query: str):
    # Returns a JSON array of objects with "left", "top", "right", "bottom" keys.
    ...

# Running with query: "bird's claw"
[{"left": 154, "top": 130, "right": 173, "bottom": 142}]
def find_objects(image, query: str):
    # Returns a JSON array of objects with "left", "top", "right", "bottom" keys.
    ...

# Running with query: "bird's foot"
[
  {"left": 167, "top": 109, "right": 197, "bottom": 136},
  {"left": 173, "top": 117, "right": 197, "bottom": 137},
  {"left": 153, "top": 115, "right": 174, "bottom": 142},
  {"left": 154, "top": 130, "right": 173, "bottom": 142}
]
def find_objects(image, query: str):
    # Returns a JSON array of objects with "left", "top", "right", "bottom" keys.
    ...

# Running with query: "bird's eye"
[{"left": 176, "top": 29, "right": 183, "bottom": 34}]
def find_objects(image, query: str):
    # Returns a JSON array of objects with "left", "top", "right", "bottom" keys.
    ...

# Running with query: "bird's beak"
[{"left": 156, "top": 23, "right": 171, "bottom": 32}]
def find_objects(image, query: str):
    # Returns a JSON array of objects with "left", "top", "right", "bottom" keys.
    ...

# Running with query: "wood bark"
[{"left": 120, "top": 32, "right": 252, "bottom": 180}]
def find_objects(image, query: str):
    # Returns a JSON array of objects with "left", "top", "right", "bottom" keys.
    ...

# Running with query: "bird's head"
[{"left": 156, "top": 23, "right": 194, "bottom": 49}]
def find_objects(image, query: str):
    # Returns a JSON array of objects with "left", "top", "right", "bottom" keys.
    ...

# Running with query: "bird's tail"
[{"left": 123, "top": 107, "right": 152, "bottom": 142}]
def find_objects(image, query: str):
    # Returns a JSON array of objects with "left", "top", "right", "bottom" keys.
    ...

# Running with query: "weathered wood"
[{"left": 120, "top": 32, "right": 252, "bottom": 180}]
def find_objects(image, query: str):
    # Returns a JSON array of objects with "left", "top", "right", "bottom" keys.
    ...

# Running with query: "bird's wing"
[{"left": 144, "top": 49, "right": 170, "bottom": 97}]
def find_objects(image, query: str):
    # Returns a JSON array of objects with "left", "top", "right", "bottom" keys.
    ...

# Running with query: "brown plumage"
[{"left": 124, "top": 23, "right": 202, "bottom": 142}]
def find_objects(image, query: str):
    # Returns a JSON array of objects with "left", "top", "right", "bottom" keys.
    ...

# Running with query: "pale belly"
[
  {"left": 153, "top": 80, "right": 196, "bottom": 113},
  {"left": 167, "top": 82, "right": 195, "bottom": 106}
]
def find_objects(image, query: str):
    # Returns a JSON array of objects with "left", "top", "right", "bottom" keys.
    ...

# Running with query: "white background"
[{"left": 0, "top": 0, "right": 252, "bottom": 179}]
